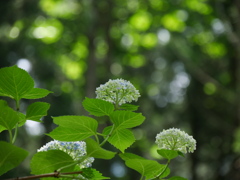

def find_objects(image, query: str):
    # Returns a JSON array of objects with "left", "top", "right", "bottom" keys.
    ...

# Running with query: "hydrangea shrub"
[{"left": 0, "top": 66, "right": 196, "bottom": 180}]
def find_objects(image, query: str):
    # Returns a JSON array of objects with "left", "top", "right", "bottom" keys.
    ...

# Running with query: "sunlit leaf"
[
  {"left": 0, "top": 66, "right": 34, "bottom": 101},
  {"left": 110, "top": 111, "right": 145, "bottom": 129},
  {"left": 0, "top": 141, "right": 28, "bottom": 176},
  {"left": 48, "top": 116, "right": 98, "bottom": 141},
  {"left": 82, "top": 98, "right": 114, "bottom": 117},
  {"left": 26, "top": 102, "right": 50, "bottom": 122},
  {"left": 22, "top": 88, "right": 52, "bottom": 99},
  {"left": 104, "top": 126, "right": 135, "bottom": 153}
]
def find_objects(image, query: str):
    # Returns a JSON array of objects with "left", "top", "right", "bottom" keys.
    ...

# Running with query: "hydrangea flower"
[
  {"left": 155, "top": 128, "right": 196, "bottom": 154},
  {"left": 95, "top": 78, "right": 140, "bottom": 106},
  {"left": 38, "top": 140, "right": 94, "bottom": 168}
]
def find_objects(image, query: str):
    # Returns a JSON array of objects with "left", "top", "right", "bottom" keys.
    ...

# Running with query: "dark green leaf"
[
  {"left": 110, "top": 110, "right": 145, "bottom": 129},
  {"left": 0, "top": 141, "right": 28, "bottom": 176},
  {"left": 48, "top": 116, "right": 98, "bottom": 141},
  {"left": 157, "top": 149, "right": 179, "bottom": 160},
  {"left": 0, "top": 66, "right": 34, "bottom": 101},
  {"left": 82, "top": 98, "right": 114, "bottom": 117},
  {"left": 0, "top": 100, "right": 19, "bottom": 130},
  {"left": 22, "top": 88, "right": 52, "bottom": 99},
  {"left": 120, "top": 104, "right": 139, "bottom": 111},
  {"left": 30, "top": 150, "right": 74, "bottom": 175},
  {"left": 26, "top": 102, "right": 50, "bottom": 122},
  {"left": 85, "top": 138, "right": 116, "bottom": 159}
]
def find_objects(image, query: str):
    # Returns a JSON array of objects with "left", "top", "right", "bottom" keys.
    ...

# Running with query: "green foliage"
[
  {"left": 26, "top": 102, "right": 50, "bottom": 122},
  {"left": 30, "top": 150, "right": 75, "bottom": 176},
  {"left": 82, "top": 98, "right": 114, "bottom": 117},
  {"left": 119, "top": 152, "right": 145, "bottom": 161},
  {"left": 85, "top": 138, "right": 116, "bottom": 159},
  {"left": 124, "top": 159, "right": 170, "bottom": 179},
  {"left": 81, "top": 168, "right": 110, "bottom": 180},
  {"left": 0, "top": 65, "right": 34, "bottom": 101},
  {"left": 104, "top": 126, "right": 135, "bottom": 153},
  {"left": 119, "top": 104, "right": 139, "bottom": 111},
  {"left": 0, "top": 66, "right": 192, "bottom": 180},
  {"left": 0, "top": 100, "right": 19, "bottom": 130},
  {"left": 157, "top": 149, "right": 179, "bottom": 160},
  {"left": 22, "top": 88, "right": 52, "bottom": 99},
  {"left": 48, "top": 116, "right": 98, "bottom": 141},
  {"left": 0, "top": 141, "right": 28, "bottom": 176},
  {"left": 110, "top": 110, "right": 145, "bottom": 129}
]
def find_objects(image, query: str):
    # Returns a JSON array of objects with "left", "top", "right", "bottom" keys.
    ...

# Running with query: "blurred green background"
[{"left": 0, "top": 0, "right": 240, "bottom": 179}]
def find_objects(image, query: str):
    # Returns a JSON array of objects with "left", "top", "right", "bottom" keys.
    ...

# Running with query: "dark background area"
[{"left": 0, "top": 0, "right": 240, "bottom": 179}]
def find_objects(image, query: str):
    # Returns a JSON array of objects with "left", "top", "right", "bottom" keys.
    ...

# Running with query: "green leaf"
[
  {"left": 48, "top": 116, "right": 98, "bottom": 141},
  {"left": 120, "top": 104, "right": 139, "bottom": 111},
  {"left": 157, "top": 149, "right": 179, "bottom": 160},
  {"left": 0, "top": 66, "right": 34, "bottom": 101},
  {"left": 30, "top": 150, "right": 74, "bottom": 175},
  {"left": 22, "top": 88, "right": 52, "bottom": 99},
  {"left": 0, "top": 88, "right": 10, "bottom": 97},
  {"left": 0, "top": 100, "right": 19, "bottom": 130},
  {"left": 85, "top": 138, "right": 116, "bottom": 160},
  {"left": 26, "top": 102, "right": 50, "bottom": 122},
  {"left": 125, "top": 159, "right": 170, "bottom": 179},
  {"left": 110, "top": 111, "right": 145, "bottom": 129},
  {"left": 81, "top": 168, "right": 110, "bottom": 180},
  {"left": 119, "top": 152, "right": 145, "bottom": 161},
  {"left": 104, "top": 126, "right": 135, "bottom": 153},
  {"left": 18, "top": 113, "right": 26, "bottom": 127},
  {"left": 168, "top": 176, "right": 188, "bottom": 180},
  {"left": 0, "top": 125, "right": 6, "bottom": 133},
  {"left": 0, "top": 141, "right": 28, "bottom": 176},
  {"left": 82, "top": 98, "right": 114, "bottom": 117}
]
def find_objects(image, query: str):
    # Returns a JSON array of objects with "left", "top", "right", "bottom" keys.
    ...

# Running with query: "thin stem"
[
  {"left": 100, "top": 124, "right": 115, "bottom": 147},
  {"left": 8, "top": 130, "right": 13, "bottom": 144},
  {"left": 94, "top": 134, "right": 99, "bottom": 144},
  {"left": 155, "top": 160, "right": 171, "bottom": 179},
  {"left": 96, "top": 132, "right": 106, "bottom": 137},
  {"left": 12, "top": 124, "right": 18, "bottom": 144},
  {"left": 12, "top": 100, "right": 20, "bottom": 144}
]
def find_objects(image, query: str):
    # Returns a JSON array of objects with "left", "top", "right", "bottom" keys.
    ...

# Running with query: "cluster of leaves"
[{"left": 0, "top": 66, "right": 188, "bottom": 180}]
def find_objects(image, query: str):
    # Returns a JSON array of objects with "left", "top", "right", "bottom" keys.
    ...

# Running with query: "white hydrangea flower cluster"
[
  {"left": 38, "top": 140, "right": 94, "bottom": 168},
  {"left": 155, "top": 128, "right": 196, "bottom": 154},
  {"left": 95, "top": 78, "right": 140, "bottom": 105}
]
